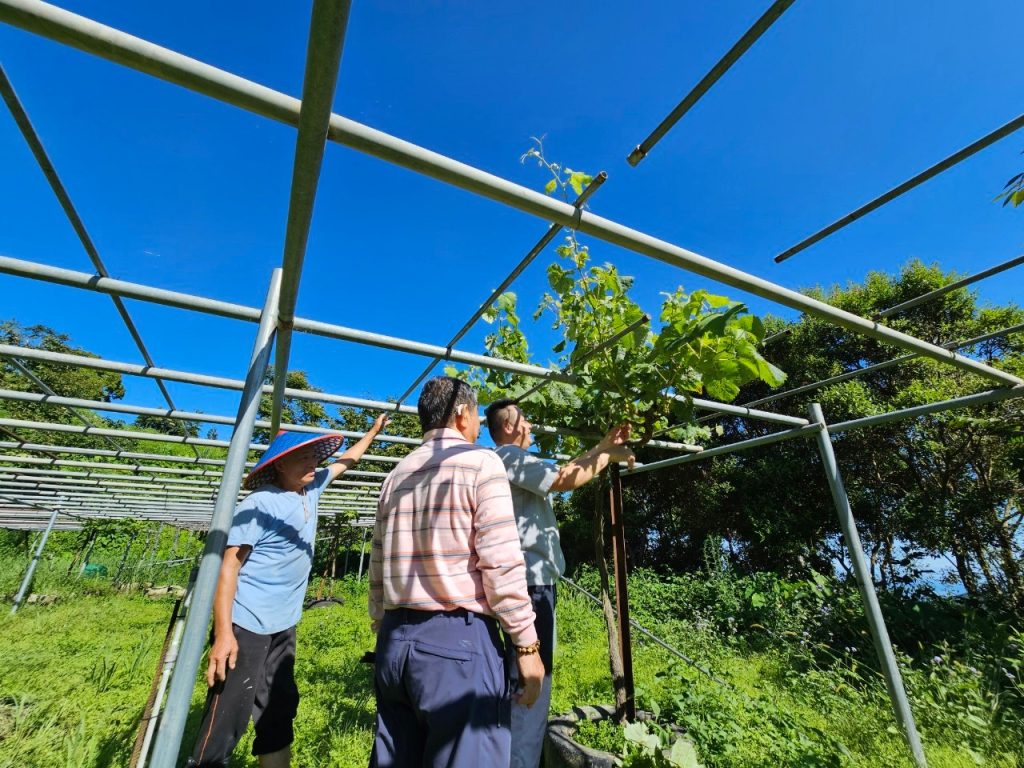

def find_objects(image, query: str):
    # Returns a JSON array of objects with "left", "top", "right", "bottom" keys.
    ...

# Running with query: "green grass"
[
  {"left": 1, "top": 570, "right": 1021, "bottom": 767},
  {"left": 0, "top": 592, "right": 170, "bottom": 767},
  {"left": 553, "top": 589, "right": 1021, "bottom": 768}
]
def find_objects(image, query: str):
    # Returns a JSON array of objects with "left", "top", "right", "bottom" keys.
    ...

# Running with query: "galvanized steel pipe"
[{"left": 0, "top": 1, "right": 1017, "bottom": 386}]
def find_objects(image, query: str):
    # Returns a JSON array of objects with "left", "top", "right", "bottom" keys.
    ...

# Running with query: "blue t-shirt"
[{"left": 228, "top": 467, "right": 331, "bottom": 634}]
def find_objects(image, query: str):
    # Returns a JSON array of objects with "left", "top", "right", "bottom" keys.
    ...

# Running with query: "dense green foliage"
[
  {"left": 461, "top": 143, "right": 785, "bottom": 452},
  {"left": 552, "top": 261, "right": 1023, "bottom": 614}
]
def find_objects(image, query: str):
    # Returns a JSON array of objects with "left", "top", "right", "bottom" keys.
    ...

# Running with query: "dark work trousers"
[
  {"left": 510, "top": 585, "right": 556, "bottom": 768},
  {"left": 507, "top": 584, "right": 556, "bottom": 688},
  {"left": 186, "top": 624, "right": 299, "bottom": 767},
  {"left": 371, "top": 608, "right": 511, "bottom": 768}
]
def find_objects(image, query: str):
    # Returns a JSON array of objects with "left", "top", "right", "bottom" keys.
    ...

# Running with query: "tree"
[
  {"left": 461, "top": 141, "right": 785, "bottom": 449},
  {"left": 134, "top": 414, "right": 200, "bottom": 437},
  {"left": 0, "top": 320, "right": 128, "bottom": 453},
  {"left": 0, "top": 321, "right": 125, "bottom": 421},
  {"left": 458, "top": 143, "right": 788, "bottom": 716},
  {"left": 254, "top": 369, "right": 332, "bottom": 442},
  {"left": 580, "top": 261, "right": 1023, "bottom": 612}
]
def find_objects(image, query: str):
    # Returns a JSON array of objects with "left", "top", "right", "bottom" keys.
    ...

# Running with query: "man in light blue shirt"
[
  {"left": 187, "top": 415, "right": 388, "bottom": 768},
  {"left": 485, "top": 400, "right": 634, "bottom": 768}
]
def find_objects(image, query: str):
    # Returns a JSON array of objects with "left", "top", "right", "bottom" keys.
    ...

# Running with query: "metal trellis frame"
[
  {"left": 1, "top": 3, "right": 1021, "bottom": 766},
  {"left": 626, "top": 0, "right": 797, "bottom": 166},
  {"left": 775, "top": 114, "right": 1024, "bottom": 263},
  {"left": 0, "top": 63, "right": 202, "bottom": 456}
]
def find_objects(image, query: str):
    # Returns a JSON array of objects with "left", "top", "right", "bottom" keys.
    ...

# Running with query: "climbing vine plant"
[{"left": 458, "top": 139, "right": 787, "bottom": 452}]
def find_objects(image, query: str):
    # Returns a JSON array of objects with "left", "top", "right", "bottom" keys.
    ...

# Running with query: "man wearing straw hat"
[{"left": 187, "top": 414, "right": 389, "bottom": 768}]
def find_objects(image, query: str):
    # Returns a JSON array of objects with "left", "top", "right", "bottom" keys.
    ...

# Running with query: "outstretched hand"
[
  {"left": 599, "top": 424, "right": 635, "bottom": 469},
  {"left": 370, "top": 413, "right": 391, "bottom": 434}
]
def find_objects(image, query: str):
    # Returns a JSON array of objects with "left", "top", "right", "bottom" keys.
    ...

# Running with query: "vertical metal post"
[
  {"left": 343, "top": 530, "right": 352, "bottom": 576},
  {"left": 808, "top": 403, "right": 927, "bottom": 768},
  {"left": 76, "top": 529, "right": 98, "bottom": 577},
  {"left": 113, "top": 536, "right": 134, "bottom": 585},
  {"left": 149, "top": 269, "right": 282, "bottom": 768},
  {"left": 11, "top": 506, "right": 59, "bottom": 614},
  {"left": 143, "top": 522, "right": 164, "bottom": 582},
  {"left": 269, "top": 0, "right": 352, "bottom": 435},
  {"left": 608, "top": 464, "right": 636, "bottom": 720},
  {"left": 129, "top": 524, "right": 158, "bottom": 587},
  {"left": 356, "top": 526, "right": 368, "bottom": 581},
  {"left": 168, "top": 527, "right": 182, "bottom": 561},
  {"left": 68, "top": 529, "right": 95, "bottom": 575},
  {"left": 137, "top": 567, "right": 198, "bottom": 768}
]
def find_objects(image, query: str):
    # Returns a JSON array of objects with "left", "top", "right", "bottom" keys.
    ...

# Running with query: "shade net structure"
[{"left": 1, "top": 2, "right": 1023, "bottom": 768}]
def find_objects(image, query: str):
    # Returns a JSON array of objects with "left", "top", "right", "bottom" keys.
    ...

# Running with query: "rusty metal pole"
[{"left": 608, "top": 463, "right": 636, "bottom": 720}]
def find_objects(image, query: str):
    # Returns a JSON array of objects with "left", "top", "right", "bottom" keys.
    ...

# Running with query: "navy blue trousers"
[{"left": 371, "top": 609, "right": 511, "bottom": 767}]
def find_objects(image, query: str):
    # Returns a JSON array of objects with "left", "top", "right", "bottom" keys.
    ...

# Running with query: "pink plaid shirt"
[{"left": 369, "top": 428, "right": 538, "bottom": 646}]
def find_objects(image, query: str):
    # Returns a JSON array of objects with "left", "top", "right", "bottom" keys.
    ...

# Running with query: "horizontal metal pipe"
[
  {"left": 775, "top": 113, "right": 1024, "bottom": 263},
  {"left": 0, "top": 452, "right": 390, "bottom": 480},
  {"left": 0, "top": 453, "right": 218, "bottom": 477},
  {"left": 292, "top": 315, "right": 570, "bottom": 380},
  {"left": 2, "top": 491, "right": 376, "bottom": 514},
  {"left": 0, "top": 440, "right": 392, "bottom": 476},
  {"left": 0, "top": 255, "right": 569, "bottom": 384},
  {"left": 0, "top": 341, "right": 424, "bottom": 428},
  {"left": 622, "top": 424, "right": 819, "bottom": 475},
  {"left": 876, "top": 254, "right": 1024, "bottom": 319},
  {"left": 0, "top": 519, "right": 83, "bottom": 530},
  {"left": 0, "top": 439, "right": 225, "bottom": 467},
  {"left": 0, "top": 472, "right": 381, "bottom": 497},
  {"left": 0, "top": 480, "right": 217, "bottom": 498},
  {"left": 0, "top": 1, "right": 1016, "bottom": 387},
  {"left": 626, "top": 0, "right": 796, "bottom": 166},
  {"left": 627, "top": 385, "right": 1024, "bottom": 477},
  {"left": 54, "top": 488, "right": 377, "bottom": 506},
  {"left": 5, "top": 490, "right": 215, "bottom": 507},
  {"left": 0, "top": 345, "right": 615, "bottom": 458},
  {"left": 2, "top": 501, "right": 376, "bottom": 521},
  {"left": 0, "top": 417, "right": 404, "bottom": 463},
  {"left": 828, "top": 385, "right": 1024, "bottom": 433},
  {"left": 0, "top": 473, "right": 380, "bottom": 501},
  {"left": 686, "top": 394, "right": 808, "bottom": 426},
  {"left": 0, "top": 387, "right": 421, "bottom": 445},
  {"left": 730, "top": 321, "right": 1024, "bottom": 413},
  {"left": 2, "top": 482, "right": 377, "bottom": 503}
]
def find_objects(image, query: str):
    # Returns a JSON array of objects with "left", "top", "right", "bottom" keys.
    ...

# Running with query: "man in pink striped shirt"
[{"left": 369, "top": 376, "right": 544, "bottom": 768}]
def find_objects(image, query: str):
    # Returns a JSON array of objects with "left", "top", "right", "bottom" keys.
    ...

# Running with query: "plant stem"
[{"left": 593, "top": 474, "right": 628, "bottom": 717}]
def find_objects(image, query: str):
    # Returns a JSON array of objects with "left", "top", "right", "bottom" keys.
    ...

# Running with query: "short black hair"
[
  {"left": 417, "top": 376, "right": 477, "bottom": 432},
  {"left": 484, "top": 398, "right": 519, "bottom": 441}
]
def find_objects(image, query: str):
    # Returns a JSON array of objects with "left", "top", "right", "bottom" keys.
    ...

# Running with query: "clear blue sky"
[{"left": 2, "top": 0, "right": 1022, "bottom": 427}]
